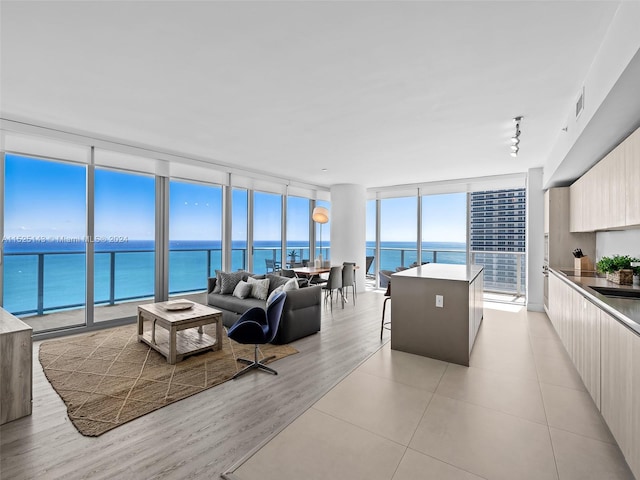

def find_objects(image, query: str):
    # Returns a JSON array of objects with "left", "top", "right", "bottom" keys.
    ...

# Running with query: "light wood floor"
[{"left": 0, "top": 290, "right": 387, "bottom": 480}]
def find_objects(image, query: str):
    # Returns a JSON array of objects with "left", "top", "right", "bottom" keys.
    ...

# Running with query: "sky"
[
  {"left": 4, "top": 154, "right": 319, "bottom": 243},
  {"left": 367, "top": 193, "right": 467, "bottom": 243},
  {"left": 5, "top": 154, "right": 464, "bottom": 245}
]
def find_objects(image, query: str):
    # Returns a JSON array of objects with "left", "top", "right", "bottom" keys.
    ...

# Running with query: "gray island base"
[{"left": 390, "top": 264, "right": 483, "bottom": 366}]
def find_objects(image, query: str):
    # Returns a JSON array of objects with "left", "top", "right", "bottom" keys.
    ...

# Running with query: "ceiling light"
[{"left": 510, "top": 116, "right": 523, "bottom": 157}]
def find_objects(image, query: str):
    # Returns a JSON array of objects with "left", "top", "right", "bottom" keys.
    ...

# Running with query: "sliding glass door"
[
  {"left": 94, "top": 168, "right": 155, "bottom": 322},
  {"left": 421, "top": 193, "right": 467, "bottom": 265},
  {"left": 253, "top": 191, "right": 282, "bottom": 274},
  {"left": 3, "top": 154, "right": 87, "bottom": 332},
  {"left": 231, "top": 188, "right": 248, "bottom": 271},
  {"left": 379, "top": 196, "right": 417, "bottom": 274},
  {"left": 169, "top": 180, "right": 222, "bottom": 294},
  {"left": 286, "top": 196, "right": 310, "bottom": 267}
]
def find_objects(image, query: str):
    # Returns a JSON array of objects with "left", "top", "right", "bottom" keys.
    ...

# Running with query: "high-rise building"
[{"left": 469, "top": 188, "right": 526, "bottom": 296}]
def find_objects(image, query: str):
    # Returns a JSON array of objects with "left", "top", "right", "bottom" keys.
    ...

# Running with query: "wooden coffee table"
[{"left": 137, "top": 301, "right": 223, "bottom": 364}]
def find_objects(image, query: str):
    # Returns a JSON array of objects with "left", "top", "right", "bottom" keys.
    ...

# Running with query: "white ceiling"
[{"left": 0, "top": 1, "right": 622, "bottom": 189}]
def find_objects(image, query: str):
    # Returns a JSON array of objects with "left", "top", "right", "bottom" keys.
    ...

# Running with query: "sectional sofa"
[{"left": 207, "top": 272, "right": 322, "bottom": 344}]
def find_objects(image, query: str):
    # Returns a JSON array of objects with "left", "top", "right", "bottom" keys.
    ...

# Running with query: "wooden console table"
[{"left": 1, "top": 308, "right": 32, "bottom": 425}]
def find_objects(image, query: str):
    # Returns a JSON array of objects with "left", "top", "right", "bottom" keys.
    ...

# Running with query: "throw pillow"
[
  {"left": 248, "top": 276, "right": 270, "bottom": 300},
  {"left": 232, "top": 280, "right": 252, "bottom": 299},
  {"left": 283, "top": 277, "right": 299, "bottom": 291},
  {"left": 266, "top": 274, "right": 290, "bottom": 295},
  {"left": 267, "top": 285, "right": 285, "bottom": 305},
  {"left": 218, "top": 270, "right": 247, "bottom": 295},
  {"left": 213, "top": 270, "right": 223, "bottom": 293}
]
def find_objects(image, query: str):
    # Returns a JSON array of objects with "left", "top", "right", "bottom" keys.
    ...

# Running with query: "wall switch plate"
[{"left": 435, "top": 295, "right": 444, "bottom": 308}]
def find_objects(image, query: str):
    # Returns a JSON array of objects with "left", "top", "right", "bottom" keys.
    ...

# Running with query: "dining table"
[{"left": 290, "top": 266, "right": 332, "bottom": 276}]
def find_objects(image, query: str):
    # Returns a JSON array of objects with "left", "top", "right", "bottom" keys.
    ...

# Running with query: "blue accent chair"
[{"left": 227, "top": 291, "right": 287, "bottom": 379}]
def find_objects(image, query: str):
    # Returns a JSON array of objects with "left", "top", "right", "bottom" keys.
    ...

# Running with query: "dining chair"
[
  {"left": 322, "top": 266, "right": 343, "bottom": 311},
  {"left": 280, "top": 268, "right": 309, "bottom": 288},
  {"left": 265, "top": 258, "right": 281, "bottom": 273},
  {"left": 342, "top": 262, "right": 356, "bottom": 305}
]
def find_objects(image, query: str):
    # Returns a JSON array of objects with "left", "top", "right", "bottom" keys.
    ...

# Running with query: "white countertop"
[
  {"left": 551, "top": 268, "right": 640, "bottom": 335},
  {"left": 392, "top": 263, "right": 483, "bottom": 282}
]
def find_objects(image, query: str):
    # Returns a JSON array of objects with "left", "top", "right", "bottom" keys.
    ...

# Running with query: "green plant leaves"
[{"left": 596, "top": 254, "right": 640, "bottom": 274}]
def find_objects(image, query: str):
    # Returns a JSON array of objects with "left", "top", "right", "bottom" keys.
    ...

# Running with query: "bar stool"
[{"left": 381, "top": 281, "right": 391, "bottom": 339}]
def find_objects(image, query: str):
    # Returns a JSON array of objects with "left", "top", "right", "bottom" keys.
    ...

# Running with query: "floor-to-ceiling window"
[
  {"left": 253, "top": 191, "right": 282, "bottom": 274},
  {"left": 469, "top": 188, "right": 526, "bottom": 299},
  {"left": 3, "top": 154, "right": 87, "bottom": 332},
  {"left": 94, "top": 168, "right": 155, "bottom": 322},
  {"left": 421, "top": 193, "right": 467, "bottom": 265},
  {"left": 286, "top": 196, "right": 310, "bottom": 267},
  {"left": 169, "top": 180, "right": 222, "bottom": 295},
  {"left": 366, "top": 199, "right": 377, "bottom": 278},
  {"left": 231, "top": 188, "right": 248, "bottom": 271},
  {"left": 379, "top": 196, "right": 417, "bottom": 275},
  {"left": 314, "top": 199, "right": 331, "bottom": 263}
]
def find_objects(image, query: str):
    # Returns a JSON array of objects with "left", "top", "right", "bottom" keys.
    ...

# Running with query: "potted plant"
[
  {"left": 288, "top": 249, "right": 298, "bottom": 265},
  {"left": 595, "top": 254, "right": 639, "bottom": 285}
]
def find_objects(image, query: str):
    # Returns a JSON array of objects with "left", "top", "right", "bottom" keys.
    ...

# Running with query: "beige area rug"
[{"left": 39, "top": 323, "right": 298, "bottom": 437}]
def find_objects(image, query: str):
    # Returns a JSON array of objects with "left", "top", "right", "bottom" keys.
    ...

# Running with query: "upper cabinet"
[
  {"left": 570, "top": 125, "right": 639, "bottom": 232},
  {"left": 546, "top": 187, "right": 595, "bottom": 268},
  {"left": 625, "top": 127, "right": 640, "bottom": 226}
]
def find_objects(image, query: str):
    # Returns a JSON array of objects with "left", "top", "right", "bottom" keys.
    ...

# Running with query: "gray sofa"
[{"left": 207, "top": 273, "right": 321, "bottom": 344}]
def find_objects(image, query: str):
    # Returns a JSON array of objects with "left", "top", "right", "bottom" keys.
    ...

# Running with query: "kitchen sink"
[{"left": 590, "top": 286, "right": 640, "bottom": 299}]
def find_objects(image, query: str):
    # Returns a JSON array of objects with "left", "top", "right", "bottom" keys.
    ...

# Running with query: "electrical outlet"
[{"left": 435, "top": 295, "right": 444, "bottom": 308}]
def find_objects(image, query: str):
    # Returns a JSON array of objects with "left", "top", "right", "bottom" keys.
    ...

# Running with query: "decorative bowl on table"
[{"left": 164, "top": 300, "right": 194, "bottom": 311}]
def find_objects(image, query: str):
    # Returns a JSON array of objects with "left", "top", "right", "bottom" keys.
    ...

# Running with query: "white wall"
[
  {"left": 596, "top": 229, "right": 640, "bottom": 260},
  {"left": 544, "top": 1, "right": 640, "bottom": 187},
  {"left": 526, "top": 168, "right": 544, "bottom": 312},
  {"left": 330, "top": 184, "right": 367, "bottom": 292}
]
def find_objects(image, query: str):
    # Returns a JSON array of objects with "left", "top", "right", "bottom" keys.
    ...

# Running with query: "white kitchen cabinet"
[
  {"left": 601, "top": 311, "right": 636, "bottom": 477},
  {"left": 569, "top": 177, "right": 585, "bottom": 233},
  {"left": 548, "top": 272, "right": 640, "bottom": 480},
  {"left": 573, "top": 293, "right": 601, "bottom": 408},
  {"left": 548, "top": 273, "right": 601, "bottom": 407},
  {"left": 624, "top": 126, "right": 640, "bottom": 226},
  {"left": 569, "top": 125, "right": 639, "bottom": 232},
  {"left": 602, "top": 147, "right": 627, "bottom": 229},
  {"left": 544, "top": 187, "right": 595, "bottom": 297},
  {"left": 630, "top": 329, "right": 640, "bottom": 478}
]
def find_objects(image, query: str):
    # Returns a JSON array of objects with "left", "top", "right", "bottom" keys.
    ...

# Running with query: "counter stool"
[{"left": 381, "top": 281, "right": 391, "bottom": 339}]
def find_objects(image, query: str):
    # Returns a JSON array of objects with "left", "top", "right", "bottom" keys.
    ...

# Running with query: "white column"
[
  {"left": 330, "top": 184, "right": 367, "bottom": 292},
  {"left": 526, "top": 168, "right": 544, "bottom": 312}
]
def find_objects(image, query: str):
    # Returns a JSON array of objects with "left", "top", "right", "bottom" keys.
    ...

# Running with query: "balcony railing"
[
  {"left": 4, "top": 248, "right": 221, "bottom": 316},
  {"left": 470, "top": 250, "right": 526, "bottom": 297},
  {"left": 369, "top": 247, "right": 468, "bottom": 273},
  {"left": 3, "top": 245, "right": 321, "bottom": 316},
  {"left": 368, "top": 247, "right": 526, "bottom": 297}
]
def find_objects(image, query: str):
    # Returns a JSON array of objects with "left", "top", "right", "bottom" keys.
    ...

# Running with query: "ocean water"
[
  {"left": 368, "top": 241, "right": 466, "bottom": 272},
  {"left": 2, "top": 239, "right": 464, "bottom": 315}
]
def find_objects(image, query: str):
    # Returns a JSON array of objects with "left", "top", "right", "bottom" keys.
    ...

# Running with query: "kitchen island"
[{"left": 390, "top": 263, "right": 483, "bottom": 366}]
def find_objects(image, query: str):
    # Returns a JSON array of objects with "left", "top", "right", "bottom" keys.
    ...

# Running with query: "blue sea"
[{"left": 2, "top": 239, "right": 464, "bottom": 315}]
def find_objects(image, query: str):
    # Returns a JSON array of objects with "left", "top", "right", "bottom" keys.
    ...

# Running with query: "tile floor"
[{"left": 229, "top": 303, "right": 635, "bottom": 480}]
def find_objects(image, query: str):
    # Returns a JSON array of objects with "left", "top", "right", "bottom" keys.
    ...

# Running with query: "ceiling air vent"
[{"left": 575, "top": 87, "right": 585, "bottom": 119}]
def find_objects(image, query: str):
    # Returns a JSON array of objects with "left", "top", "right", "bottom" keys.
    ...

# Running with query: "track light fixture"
[{"left": 510, "top": 116, "right": 523, "bottom": 157}]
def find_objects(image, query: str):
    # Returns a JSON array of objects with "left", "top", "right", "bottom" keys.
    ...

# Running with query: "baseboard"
[{"left": 527, "top": 302, "right": 544, "bottom": 312}]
